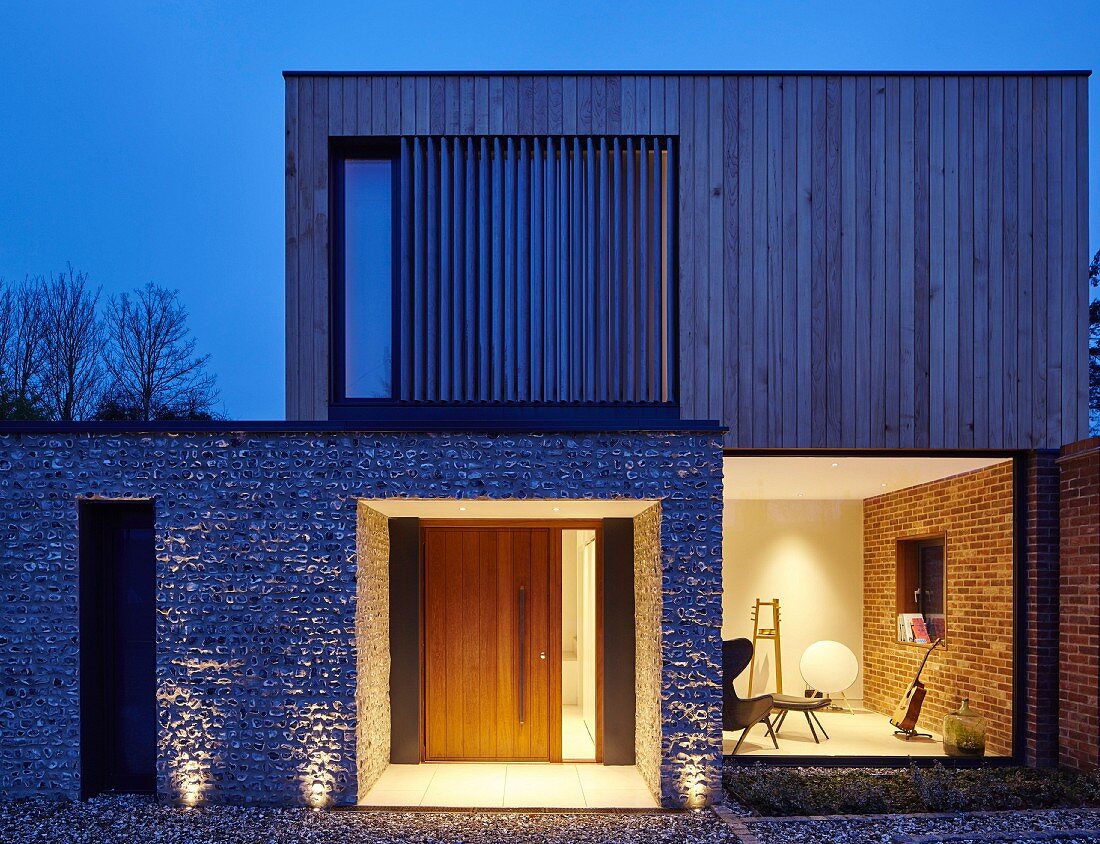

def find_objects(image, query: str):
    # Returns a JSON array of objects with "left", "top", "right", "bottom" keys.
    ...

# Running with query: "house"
[{"left": 0, "top": 71, "right": 1095, "bottom": 810}]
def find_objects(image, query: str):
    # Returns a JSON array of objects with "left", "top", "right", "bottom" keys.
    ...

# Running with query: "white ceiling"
[
  {"left": 363, "top": 498, "right": 658, "bottom": 519},
  {"left": 723, "top": 456, "right": 1009, "bottom": 501}
]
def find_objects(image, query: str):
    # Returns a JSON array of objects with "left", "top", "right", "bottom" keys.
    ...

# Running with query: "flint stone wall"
[{"left": 0, "top": 430, "right": 723, "bottom": 807}]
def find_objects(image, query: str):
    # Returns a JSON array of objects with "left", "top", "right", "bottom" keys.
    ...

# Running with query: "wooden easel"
[{"left": 748, "top": 598, "right": 783, "bottom": 697}]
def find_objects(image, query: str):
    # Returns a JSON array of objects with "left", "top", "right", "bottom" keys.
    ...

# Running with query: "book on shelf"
[
  {"left": 898, "top": 613, "right": 925, "bottom": 643},
  {"left": 910, "top": 616, "right": 931, "bottom": 644}
]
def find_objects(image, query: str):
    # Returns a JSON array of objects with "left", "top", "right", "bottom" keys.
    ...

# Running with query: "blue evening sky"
[{"left": 1, "top": 1, "right": 1096, "bottom": 419}]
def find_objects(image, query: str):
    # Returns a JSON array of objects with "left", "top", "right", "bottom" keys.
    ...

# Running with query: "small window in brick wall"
[{"left": 896, "top": 536, "right": 946, "bottom": 644}]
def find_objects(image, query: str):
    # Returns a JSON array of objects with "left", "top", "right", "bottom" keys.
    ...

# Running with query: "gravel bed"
[
  {"left": 744, "top": 808, "right": 1100, "bottom": 844},
  {"left": 0, "top": 795, "right": 735, "bottom": 844}
]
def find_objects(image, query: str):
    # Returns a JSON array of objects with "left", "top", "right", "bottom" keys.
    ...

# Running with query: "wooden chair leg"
[
  {"left": 732, "top": 726, "right": 751, "bottom": 755},
  {"left": 809, "top": 710, "right": 829, "bottom": 740},
  {"left": 804, "top": 710, "right": 821, "bottom": 743},
  {"left": 763, "top": 716, "right": 779, "bottom": 750}
]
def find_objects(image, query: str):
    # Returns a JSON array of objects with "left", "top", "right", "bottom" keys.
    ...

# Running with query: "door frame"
[{"left": 418, "top": 519, "right": 604, "bottom": 763}]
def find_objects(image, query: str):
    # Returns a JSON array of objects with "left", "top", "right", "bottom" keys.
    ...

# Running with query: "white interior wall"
[
  {"left": 578, "top": 531, "right": 597, "bottom": 735},
  {"left": 722, "top": 500, "right": 865, "bottom": 701},
  {"left": 561, "top": 533, "right": 579, "bottom": 705}
]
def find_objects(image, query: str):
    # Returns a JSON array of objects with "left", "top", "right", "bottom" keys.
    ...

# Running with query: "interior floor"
[
  {"left": 724, "top": 707, "right": 955, "bottom": 758},
  {"left": 359, "top": 763, "right": 657, "bottom": 808},
  {"left": 562, "top": 705, "right": 596, "bottom": 760}
]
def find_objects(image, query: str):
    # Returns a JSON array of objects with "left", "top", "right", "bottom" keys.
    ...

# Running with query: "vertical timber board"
[
  {"left": 677, "top": 76, "right": 695, "bottom": 420},
  {"left": 312, "top": 77, "right": 329, "bottom": 420},
  {"left": 736, "top": 75, "right": 754, "bottom": 445},
  {"left": 827, "top": 77, "right": 840, "bottom": 448},
  {"left": 810, "top": 75, "right": 827, "bottom": 446},
  {"left": 284, "top": 75, "right": 299, "bottom": 419},
  {"left": 708, "top": 77, "right": 726, "bottom": 426},
  {"left": 722, "top": 76, "right": 740, "bottom": 445},
  {"left": 296, "top": 76, "right": 314, "bottom": 421},
  {"left": 841, "top": 75, "right": 858, "bottom": 445},
  {"left": 929, "top": 75, "right": 946, "bottom": 448},
  {"left": 1074, "top": 75, "right": 1089, "bottom": 441}
]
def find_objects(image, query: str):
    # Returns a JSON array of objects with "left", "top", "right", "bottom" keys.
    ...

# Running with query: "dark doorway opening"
[{"left": 79, "top": 499, "right": 156, "bottom": 797}]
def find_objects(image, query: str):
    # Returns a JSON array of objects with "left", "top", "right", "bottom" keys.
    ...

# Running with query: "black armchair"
[{"left": 723, "top": 638, "right": 779, "bottom": 754}]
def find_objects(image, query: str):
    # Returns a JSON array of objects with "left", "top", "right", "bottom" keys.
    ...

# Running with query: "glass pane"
[
  {"left": 344, "top": 159, "right": 393, "bottom": 398},
  {"left": 918, "top": 542, "right": 945, "bottom": 638}
]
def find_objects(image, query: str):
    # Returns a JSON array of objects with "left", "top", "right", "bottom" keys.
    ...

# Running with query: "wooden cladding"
[
  {"left": 286, "top": 73, "right": 1090, "bottom": 448},
  {"left": 677, "top": 73, "right": 1090, "bottom": 449},
  {"left": 394, "top": 135, "right": 676, "bottom": 404}
]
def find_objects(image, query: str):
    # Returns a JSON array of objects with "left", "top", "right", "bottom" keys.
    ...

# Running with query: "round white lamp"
[{"left": 800, "top": 640, "right": 859, "bottom": 713}]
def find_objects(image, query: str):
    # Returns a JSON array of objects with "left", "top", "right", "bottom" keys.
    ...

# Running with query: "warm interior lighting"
[
  {"left": 831, "top": 462, "right": 839, "bottom": 468},
  {"left": 458, "top": 506, "right": 467, "bottom": 511}
]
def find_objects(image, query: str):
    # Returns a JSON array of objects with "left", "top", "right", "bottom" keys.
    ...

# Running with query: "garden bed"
[{"left": 723, "top": 763, "right": 1100, "bottom": 817}]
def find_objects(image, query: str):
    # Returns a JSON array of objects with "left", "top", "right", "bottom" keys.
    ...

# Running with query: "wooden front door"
[{"left": 423, "top": 527, "right": 559, "bottom": 761}]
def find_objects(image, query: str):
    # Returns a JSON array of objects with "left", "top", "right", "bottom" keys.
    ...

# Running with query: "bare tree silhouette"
[{"left": 101, "top": 282, "right": 218, "bottom": 421}]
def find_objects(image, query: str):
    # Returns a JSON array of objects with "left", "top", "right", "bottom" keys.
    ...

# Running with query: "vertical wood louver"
[{"left": 395, "top": 136, "right": 677, "bottom": 404}]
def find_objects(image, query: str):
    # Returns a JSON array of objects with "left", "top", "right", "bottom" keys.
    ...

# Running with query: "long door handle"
[{"left": 518, "top": 585, "right": 526, "bottom": 725}]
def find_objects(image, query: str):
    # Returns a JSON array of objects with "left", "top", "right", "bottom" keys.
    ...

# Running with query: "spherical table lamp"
[{"left": 800, "top": 640, "right": 859, "bottom": 713}]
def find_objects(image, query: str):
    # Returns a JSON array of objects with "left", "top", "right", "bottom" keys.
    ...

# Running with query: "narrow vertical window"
[{"left": 343, "top": 159, "right": 394, "bottom": 398}]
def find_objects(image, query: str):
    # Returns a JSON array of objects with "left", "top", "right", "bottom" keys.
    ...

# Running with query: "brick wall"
[
  {"left": 1058, "top": 438, "right": 1099, "bottom": 771},
  {"left": 1022, "top": 451, "right": 1061, "bottom": 766},
  {"left": 863, "top": 461, "right": 1015, "bottom": 756},
  {"left": 0, "top": 430, "right": 723, "bottom": 807}
]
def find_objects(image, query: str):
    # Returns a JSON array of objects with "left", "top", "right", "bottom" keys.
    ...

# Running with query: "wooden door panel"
[{"left": 423, "top": 527, "right": 554, "bottom": 761}]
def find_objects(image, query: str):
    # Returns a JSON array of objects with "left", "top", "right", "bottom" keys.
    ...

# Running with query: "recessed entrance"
[{"left": 356, "top": 499, "right": 664, "bottom": 807}]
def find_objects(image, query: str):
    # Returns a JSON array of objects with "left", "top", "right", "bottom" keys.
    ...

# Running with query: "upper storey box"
[{"left": 284, "top": 71, "right": 1090, "bottom": 450}]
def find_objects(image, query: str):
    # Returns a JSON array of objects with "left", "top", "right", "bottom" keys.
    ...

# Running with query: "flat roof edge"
[
  {"left": 283, "top": 69, "right": 1092, "bottom": 78},
  {"left": 0, "top": 420, "right": 725, "bottom": 436}
]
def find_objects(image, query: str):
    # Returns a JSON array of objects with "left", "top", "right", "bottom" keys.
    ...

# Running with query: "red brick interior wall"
[
  {"left": 1058, "top": 438, "right": 1100, "bottom": 771},
  {"left": 863, "top": 461, "right": 1015, "bottom": 756}
]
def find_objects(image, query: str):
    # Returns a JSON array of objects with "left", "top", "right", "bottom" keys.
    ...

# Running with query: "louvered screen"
[{"left": 396, "top": 136, "right": 676, "bottom": 404}]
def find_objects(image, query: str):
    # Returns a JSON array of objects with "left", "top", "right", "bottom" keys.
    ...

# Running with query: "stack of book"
[{"left": 897, "top": 613, "right": 934, "bottom": 644}]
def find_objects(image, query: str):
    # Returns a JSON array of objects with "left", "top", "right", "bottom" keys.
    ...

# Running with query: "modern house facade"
[{"left": 0, "top": 71, "right": 1095, "bottom": 809}]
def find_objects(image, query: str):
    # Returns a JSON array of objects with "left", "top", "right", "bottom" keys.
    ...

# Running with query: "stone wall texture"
[
  {"left": 1058, "top": 438, "right": 1100, "bottom": 771},
  {"left": 354, "top": 503, "right": 390, "bottom": 798},
  {"left": 0, "top": 429, "right": 723, "bottom": 807},
  {"left": 863, "top": 461, "right": 1015, "bottom": 756},
  {"left": 632, "top": 503, "right": 662, "bottom": 803}
]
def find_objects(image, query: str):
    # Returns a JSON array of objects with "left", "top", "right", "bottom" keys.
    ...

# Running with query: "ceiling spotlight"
[
  {"left": 797, "top": 492, "right": 804, "bottom": 497},
  {"left": 458, "top": 506, "right": 467, "bottom": 511},
  {"left": 552, "top": 507, "right": 560, "bottom": 512},
  {"left": 881, "top": 483, "right": 887, "bottom": 488},
  {"left": 831, "top": 462, "right": 839, "bottom": 468}
]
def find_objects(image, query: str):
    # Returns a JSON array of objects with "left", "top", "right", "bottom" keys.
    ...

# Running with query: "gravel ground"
[
  {"left": 0, "top": 795, "right": 734, "bottom": 844},
  {"left": 6, "top": 795, "right": 1099, "bottom": 844}
]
